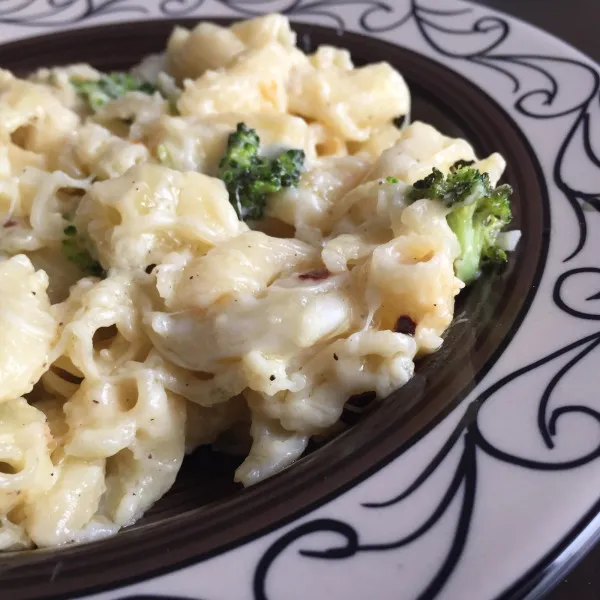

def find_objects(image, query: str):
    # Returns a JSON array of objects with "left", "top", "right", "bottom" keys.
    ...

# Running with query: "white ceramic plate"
[{"left": 2, "top": 1, "right": 600, "bottom": 599}]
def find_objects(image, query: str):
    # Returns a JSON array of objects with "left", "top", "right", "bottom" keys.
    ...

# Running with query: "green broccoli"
[
  {"left": 409, "top": 162, "right": 514, "bottom": 284},
  {"left": 62, "top": 225, "right": 105, "bottom": 278},
  {"left": 71, "top": 72, "right": 157, "bottom": 112},
  {"left": 218, "top": 123, "right": 305, "bottom": 221}
]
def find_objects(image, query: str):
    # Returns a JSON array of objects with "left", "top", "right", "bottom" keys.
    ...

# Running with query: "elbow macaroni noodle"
[{"left": 0, "top": 14, "right": 506, "bottom": 549}]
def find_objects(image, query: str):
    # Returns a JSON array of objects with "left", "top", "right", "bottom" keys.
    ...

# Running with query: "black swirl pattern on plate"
[
  {"left": 554, "top": 268, "right": 600, "bottom": 320},
  {"left": 1, "top": 2, "right": 598, "bottom": 600},
  {"left": 0, "top": 0, "right": 148, "bottom": 24}
]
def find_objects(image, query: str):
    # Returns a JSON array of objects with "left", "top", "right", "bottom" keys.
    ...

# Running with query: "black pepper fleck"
[
  {"left": 333, "top": 353, "right": 339, "bottom": 361},
  {"left": 145, "top": 263, "right": 157, "bottom": 274},
  {"left": 269, "top": 375, "right": 276, "bottom": 381}
]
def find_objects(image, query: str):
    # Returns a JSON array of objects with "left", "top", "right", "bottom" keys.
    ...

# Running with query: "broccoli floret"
[
  {"left": 71, "top": 72, "right": 157, "bottom": 112},
  {"left": 410, "top": 162, "right": 514, "bottom": 284},
  {"left": 62, "top": 225, "right": 105, "bottom": 278},
  {"left": 218, "top": 123, "right": 305, "bottom": 221},
  {"left": 409, "top": 162, "right": 489, "bottom": 206},
  {"left": 272, "top": 149, "right": 305, "bottom": 188}
]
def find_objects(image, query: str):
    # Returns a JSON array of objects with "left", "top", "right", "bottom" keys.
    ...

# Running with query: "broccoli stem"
[{"left": 446, "top": 202, "right": 482, "bottom": 284}]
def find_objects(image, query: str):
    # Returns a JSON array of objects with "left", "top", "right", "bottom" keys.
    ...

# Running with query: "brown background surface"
[{"left": 474, "top": 2, "right": 600, "bottom": 599}]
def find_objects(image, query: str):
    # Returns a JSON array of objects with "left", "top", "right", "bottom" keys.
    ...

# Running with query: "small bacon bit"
[
  {"left": 395, "top": 315, "right": 416, "bottom": 336},
  {"left": 2, "top": 219, "right": 17, "bottom": 228},
  {"left": 298, "top": 268, "right": 330, "bottom": 281}
]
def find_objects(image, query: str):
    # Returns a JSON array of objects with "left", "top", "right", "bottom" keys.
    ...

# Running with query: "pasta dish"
[{"left": 0, "top": 14, "right": 519, "bottom": 549}]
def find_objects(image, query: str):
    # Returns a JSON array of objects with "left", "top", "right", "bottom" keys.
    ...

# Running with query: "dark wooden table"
[{"left": 472, "top": 2, "right": 600, "bottom": 598}]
